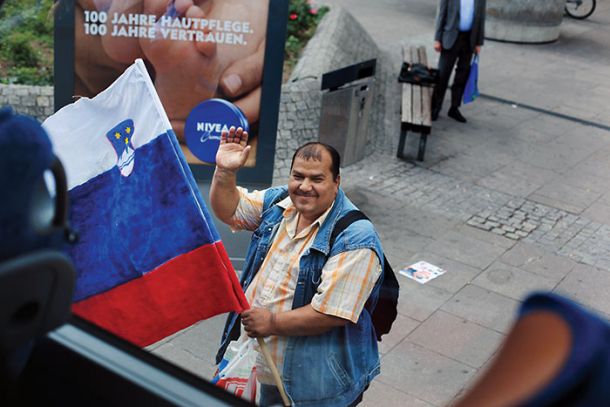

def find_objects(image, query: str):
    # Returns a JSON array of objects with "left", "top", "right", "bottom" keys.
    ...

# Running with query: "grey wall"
[{"left": 0, "top": 84, "right": 54, "bottom": 120}]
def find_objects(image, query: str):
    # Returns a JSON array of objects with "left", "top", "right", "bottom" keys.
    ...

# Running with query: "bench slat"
[
  {"left": 410, "top": 46, "right": 423, "bottom": 126},
  {"left": 401, "top": 46, "right": 413, "bottom": 125},
  {"left": 418, "top": 46, "right": 432, "bottom": 127},
  {"left": 401, "top": 84, "right": 413, "bottom": 124}
]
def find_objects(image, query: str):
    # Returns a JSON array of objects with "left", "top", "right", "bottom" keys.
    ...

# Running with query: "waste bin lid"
[{"left": 321, "top": 59, "right": 376, "bottom": 91}]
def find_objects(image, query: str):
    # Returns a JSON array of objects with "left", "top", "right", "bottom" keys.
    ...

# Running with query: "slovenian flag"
[{"left": 43, "top": 59, "right": 248, "bottom": 347}]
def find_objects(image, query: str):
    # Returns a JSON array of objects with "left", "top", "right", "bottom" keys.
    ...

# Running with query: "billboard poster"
[{"left": 56, "top": 0, "right": 288, "bottom": 184}]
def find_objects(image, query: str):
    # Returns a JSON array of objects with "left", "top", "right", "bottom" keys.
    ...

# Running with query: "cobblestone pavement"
[{"left": 342, "top": 149, "right": 610, "bottom": 274}]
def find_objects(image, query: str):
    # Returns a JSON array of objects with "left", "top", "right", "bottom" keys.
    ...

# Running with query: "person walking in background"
[{"left": 431, "top": 0, "right": 486, "bottom": 123}]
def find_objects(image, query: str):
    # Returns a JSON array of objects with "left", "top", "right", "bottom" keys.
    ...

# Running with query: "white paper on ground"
[{"left": 399, "top": 261, "right": 446, "bottom": 284}]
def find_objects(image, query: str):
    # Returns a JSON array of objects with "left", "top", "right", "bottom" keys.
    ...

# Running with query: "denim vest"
[{"left": 217, "top": 186, "right": 384, "bottom": 406}]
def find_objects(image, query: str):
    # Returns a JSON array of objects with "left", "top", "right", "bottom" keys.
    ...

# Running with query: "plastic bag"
[
  {"left": 211, "top": 338, "right": 258, "bottom": 402},
  {"left": 463, "top": 55, "right": 479, "bottom": 104}
]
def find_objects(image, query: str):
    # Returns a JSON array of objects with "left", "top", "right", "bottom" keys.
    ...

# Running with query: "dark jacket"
[{"left": 435, "top": 0, "right": 486, "bottom": 49}]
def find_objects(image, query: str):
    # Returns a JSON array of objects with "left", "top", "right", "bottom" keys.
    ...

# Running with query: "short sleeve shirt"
[{"left": 230, "top": 187, "right": 381, "bottom": 384}]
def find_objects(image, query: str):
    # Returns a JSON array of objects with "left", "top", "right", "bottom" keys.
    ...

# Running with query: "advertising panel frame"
[{"left": 54, "top": 0, "right": 288, "bottom": 187}]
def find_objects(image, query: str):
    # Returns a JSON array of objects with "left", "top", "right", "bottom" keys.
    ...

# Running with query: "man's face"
[{"left": 288, "top": 150, "right": 339, "bottom": 221}]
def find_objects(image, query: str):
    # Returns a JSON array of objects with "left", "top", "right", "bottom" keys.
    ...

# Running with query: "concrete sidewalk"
[{"left": 324, "top": 0, "right": 610, "bottom": 405}]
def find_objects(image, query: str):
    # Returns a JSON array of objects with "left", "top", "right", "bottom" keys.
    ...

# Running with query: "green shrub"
[
  {"left": 284, "top": 0, "right": 329, "bottom": 78},
  {"left": 2, "top": 66, "right": 52, "bottom": 85},
  {"left": 0, "top": 0, "right": 54, "bottom": 85},
  {"left": 2, "top": 32, "right": 40, "bottom": 67}
]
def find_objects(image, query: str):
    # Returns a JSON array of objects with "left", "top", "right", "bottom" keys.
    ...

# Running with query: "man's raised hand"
[{"left": 215, "top": 126, "right": 251, "bottom": 172}]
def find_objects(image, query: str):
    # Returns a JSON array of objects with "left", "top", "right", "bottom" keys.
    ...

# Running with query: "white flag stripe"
[{"left": 43, "top": 60, "right": 171, "bottom": 190}]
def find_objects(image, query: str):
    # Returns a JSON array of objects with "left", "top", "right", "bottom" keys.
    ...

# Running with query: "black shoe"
[{"left": 448, "top": 107, "right": 467, "bottom": 123}]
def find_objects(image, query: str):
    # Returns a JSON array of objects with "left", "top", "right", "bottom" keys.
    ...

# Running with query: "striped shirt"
[{"left": 230, "top": 187, "right": 381, "bottom": 384}]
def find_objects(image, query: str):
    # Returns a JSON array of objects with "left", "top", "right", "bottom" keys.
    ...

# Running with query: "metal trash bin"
[{"left": 318, "top": 60, "right": 376, "bottom": 167}]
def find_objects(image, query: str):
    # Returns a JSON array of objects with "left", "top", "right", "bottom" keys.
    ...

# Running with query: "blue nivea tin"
[{"left": 184, "top": 98, "right": 249, "bottom": 164}]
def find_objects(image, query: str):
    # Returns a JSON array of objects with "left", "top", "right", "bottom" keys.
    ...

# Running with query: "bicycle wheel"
[{"left": 565, "top": 0, "right": 596, "bottom": 19}]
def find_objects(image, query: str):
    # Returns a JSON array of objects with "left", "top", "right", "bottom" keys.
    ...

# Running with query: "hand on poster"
[
  {"left": 75, "top": 0, "right": 268, "bottom": 152},
  {"left": 218, "top": 34, "right": 265, "bottom": 126},
  {"left": 138, "top": 0, "right": 221, "bottom": 140}
]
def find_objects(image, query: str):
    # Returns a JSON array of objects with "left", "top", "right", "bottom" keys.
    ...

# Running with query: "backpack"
[{"left": 329, "top": 210, "right": 399, "bottom": 341}]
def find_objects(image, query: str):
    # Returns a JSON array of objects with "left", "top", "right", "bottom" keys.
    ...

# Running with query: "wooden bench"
[{"left": 398, "top": 45, "right": 432, "bottom": 161}]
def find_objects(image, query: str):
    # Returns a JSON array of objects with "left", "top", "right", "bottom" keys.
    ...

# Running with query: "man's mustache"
[{"left": 295, "top": 190, "right": 318, "bottom": 197}]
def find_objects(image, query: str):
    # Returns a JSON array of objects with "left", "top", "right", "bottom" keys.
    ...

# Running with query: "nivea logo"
[
  {"left": 197, "top": 122, "right": 230, "bottom": 133},
  {"left": 185, "top": 99, "right": 249, "bottom": 164}
]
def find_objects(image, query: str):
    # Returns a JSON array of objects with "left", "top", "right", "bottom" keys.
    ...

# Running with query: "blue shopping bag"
[{"left": 463, "top": 54, "right": 479, "bottom": 104}]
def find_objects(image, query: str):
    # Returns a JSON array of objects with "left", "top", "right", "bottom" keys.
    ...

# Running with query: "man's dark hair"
[{"left": 290, "top": 142, "right": 341, "bottom": 181}]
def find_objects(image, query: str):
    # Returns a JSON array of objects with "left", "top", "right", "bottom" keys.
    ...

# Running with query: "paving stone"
[
  {"left": 470, "top": 221, "right": 492, "bottom": 231},
  {"left": 479, "top": 211, "right": 492, "bottom": 219},
  {"left": 441, "top": 285, "right": 520, "bottom": 334},
  {"left": 522, "top": 222, "right": 537, "bottom": 232},
  {"left": 378, "top": 341, "right": 475, "bottom": 407},
  {"left": 507, "top": 218, "right": 521, "bottom": 227},
  {"left": 396, "top": 277, "right": 453, "bottom": 322},
  {"left": 361, "top": 380, "right": 434, "bottom": 407},
  {"left": 152, "top": 342, "right": 214, "bottom": 380},
  {"left": 529, "top": 182, "right": 601, "bottom": 214},
  {"left": 379, "top": 313, "right": 420, "bottom": 355},
  {"left": 426, "top": 230, "right": 507, "bottom": 270},
  {"left": 159, "top": 315, "right": 227, "bottom": 362},
  {"left": 501, "top": 242, "right": 576, "bottom": 280},
  {"left": 454, "top": 224, "right": 516, "bottom": 250},
  {"left": 555, "top": 264, "right": 610, "bottom": 316},
  {"left": 582, "top": 201, "right": 610, "bottom": 225},
  {"left": 408, "top": 311, "right": 505, "bottom": 369},
  {"left": 514, "top": 210, "right": 526, "bottom": 218},
  {"left": 472, "top": 262, "right": 559, "bottom": 301},
  {"left": 477, "top": 170, "right": 542, "bottom": 197},
  {"left": 379, "top": 228, "right": 434, "bottom": 266}
]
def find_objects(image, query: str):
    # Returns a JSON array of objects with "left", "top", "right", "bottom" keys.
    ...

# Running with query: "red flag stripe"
[{"left": 73, "top": 242, "right": 248, "bottom": 347}]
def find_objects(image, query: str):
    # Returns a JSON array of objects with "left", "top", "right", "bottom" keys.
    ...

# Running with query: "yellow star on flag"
[
  {"left": 126, "top": 127, "right": 131, "bottom": 134},
  {"left": 115, "top": 132, "right": 121, "bottom": 139}
]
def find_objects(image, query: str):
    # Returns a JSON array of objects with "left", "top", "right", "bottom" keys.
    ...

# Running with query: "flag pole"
[{"left": 257, "top": 337, "right": 291, "bottom": 406}]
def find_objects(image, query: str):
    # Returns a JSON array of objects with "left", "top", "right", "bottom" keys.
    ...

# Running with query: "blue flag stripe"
[{"left": 69, "top": 133, "right": 219, "bottom": 301}]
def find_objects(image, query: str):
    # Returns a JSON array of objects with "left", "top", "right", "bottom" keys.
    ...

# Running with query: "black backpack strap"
[
  {"left": 329, "top": 210, "right": 369, "bottom": 248},
  {"left": 328, "top": 210, "right": 399, "bottom": 341}
]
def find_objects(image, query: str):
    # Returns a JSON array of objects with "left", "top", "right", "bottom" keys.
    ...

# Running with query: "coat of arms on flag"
[
  {"left": 106, "top": 119, "right": 136, "bottom": 177},
  {"left": 43, "top": 59, "right": 248, "bottom": 347}
]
